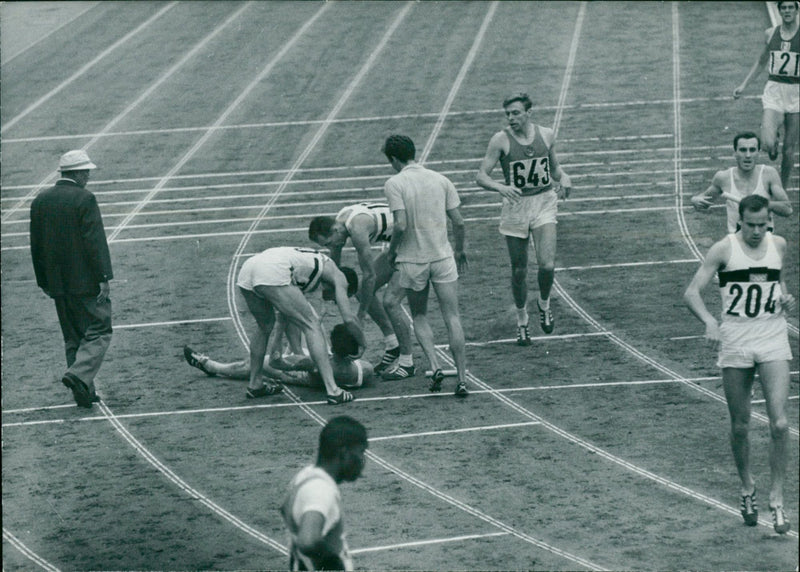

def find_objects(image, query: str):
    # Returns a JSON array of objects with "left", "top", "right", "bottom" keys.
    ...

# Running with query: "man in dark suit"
[{"left": 30, "top": 150, "right": 113, "bottom": 408}]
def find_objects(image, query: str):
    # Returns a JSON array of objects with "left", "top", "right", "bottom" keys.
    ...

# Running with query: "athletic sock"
[
  {"left": 398, "top": 354, "right": 413, "bottom": 367},
  {"left": 384, "top": 334, "right": 399, "bottom": 350},
  {"left": 516, "top": 306, "right": 528, "bottom": 327},
  {"left": 538, "top": 296, "right": 550, "bottom": 311}
]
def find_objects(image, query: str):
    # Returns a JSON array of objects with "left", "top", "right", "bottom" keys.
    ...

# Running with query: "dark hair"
[
  {"left": 317, "top": 416, "right": 368, "bottom": 463},
  {"left": 733, "top": 131, "right": 760, "bottom": 151},
  {"left": 383, "top": 134, "right": 416, "bottom": 162},
  {"left": 738, "top": 194, "right": 769, "bottom": 219},
  {"left": 503, "top": 92, "right": 533, "bottom": 111},
  {"left": 309, "top": 216, "right": 336, "bottom": 242},
  {"left": 776, "top": 1, "right": 798, "bottom": 9},
  {"left": 330, "top": 323, "right": 360, "bottom": 357}
]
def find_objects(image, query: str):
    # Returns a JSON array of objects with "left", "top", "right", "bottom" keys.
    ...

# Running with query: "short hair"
[
  {"left": 776, "top": 1, "right": 798, "bottom": 9},
  {"left": 738, "top": 194, "right": 769, "bottom": 219},
  {"left": 383, "top": 134, "right": 415, "bottom": 162},
  {"left": 330, "top": 323, "right": 359, "bottom": 357},
  {"left": 309, "top": 216, "right": 336, "bottom": 242},
  {"left": 317, "top": 415, "right": 368, "bottom": 463},
  {"left": 503, "top": 92, "right": 533, "bottom": 111},
  {"left": 733, "top": 131, "right": 761, "bottom": 151}
]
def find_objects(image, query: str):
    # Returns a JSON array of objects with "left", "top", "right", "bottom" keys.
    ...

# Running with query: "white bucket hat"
[{"left": 58, "top": 149, "right": 97, "bottom": 171}]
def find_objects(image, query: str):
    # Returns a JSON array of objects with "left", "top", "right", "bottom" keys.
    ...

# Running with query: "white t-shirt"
[{"left": 383, "top": 163, "right": 460, "bottom": 263}]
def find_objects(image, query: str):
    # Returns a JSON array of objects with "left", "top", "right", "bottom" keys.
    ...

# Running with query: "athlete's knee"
[
  {"left": 730, "top": 418, "right": 751, "bottom": 440},
  {"left": 382, "top": 288, "right": 402, "bottom": 310},
  {"left": 511, "top": 264, "right": 528, "bottom": 282},
  {"left": 769, "top": 416, "right": 789, "bottom": 440},
  {"left": 538, "top": 264, "right": 555, "bottom": 275}
]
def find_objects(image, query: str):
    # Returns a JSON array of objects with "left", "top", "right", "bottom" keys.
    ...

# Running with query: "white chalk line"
[
  {"left": 220, "top": 4, "right": 604, "bottom": 569},
  {"left": 5, "top": 375, "right": 799, "bottom": 428},
  {"left": 671, "top": 4, "right": 703, "bottom": 263},
  {"left": 1, "top": 3, "right": 177, "bottom": 135},
  {"left": 2, "top": 528, "right": 60, "bottom": 572},
  {"left": 351, "top": 531, "right": 509, "bottom": 555},
  {"left": 1, "top": 93, "right": 762, "bottom": 145},
  {"left": 107, "top": 2, "right": 318, "bottom": 243},
  {"left": 0, "top": 2, "right": 248, "bottom": 226}
]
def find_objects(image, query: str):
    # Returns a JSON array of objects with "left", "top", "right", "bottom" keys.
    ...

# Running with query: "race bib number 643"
[{"left": 511, "top": 156, "right": 551, "bottom": 189}]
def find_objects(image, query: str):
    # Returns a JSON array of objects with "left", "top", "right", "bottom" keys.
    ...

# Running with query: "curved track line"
[
  {"left": 2, "top": 528, "right": 60, "bottom": 572},
  {"left": 95, "top": 402, "right": 288, "bottom": 552},
  {"left": 669, "top": 4, "right": 798, "bottom": 337},
  {"left": 224, "top": 3, "right": 606, "bottom": 569}
]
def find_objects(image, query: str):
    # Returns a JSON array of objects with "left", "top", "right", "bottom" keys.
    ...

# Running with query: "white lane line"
[
  {"left": 225, "top": 1, "right": 414, "bottom": 329},
  {"left": 113, "top": 317, "right": 232, "bottom": 330},
  {"left": 1, "top": 2, "right": 177, "bottom": 135},
  {"left": 671, "top": 3, "right": 702, "bottom": 262},
  {"left": 223, "top": 4, "right": 605, "bottom": 569},
  {"left": 351, "top": 531, "right": 509, "bottom": 555},
  {"left": 95, "top": 401, "right": 288, "bottom": 553},
  {"left": 0, "top": 94, "right": 762, "bottom": 145},
  {"left": 419, "top": 1, "right": 497, "bottom": 162},
  {"left": 106, "top": 3, "right": 326, "bottom": 242},
  {"left": 754, "top": 396, "right": 799, "bottom": 404},
  {"left": 0, "top": 1, "right": 248, "bottom": 225},
  {"left": 6, "top": 375, "right": 800, "bottom": 425},
  {"left": 1, "top": 2, "right": 100, "bottom": 65},
  {"left": 369, "top": 421, "right": 542, "bottom": 442},
  {"left": 442, "top": 331, "right": 611, "bottom": 347},
  {"left": 2, "top": 528, "right": 60, "bottom": 572}
]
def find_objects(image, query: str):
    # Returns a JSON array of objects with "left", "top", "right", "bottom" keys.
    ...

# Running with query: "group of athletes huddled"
[{"left": 183, "top": 2, "right": 799, "bottom": 566}]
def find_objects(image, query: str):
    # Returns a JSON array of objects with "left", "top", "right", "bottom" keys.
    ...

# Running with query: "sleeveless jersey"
[
  {"left": 237, "top": 247, "right": 327, "bottom": 293},
  {"left": 725, "top": 166, "right": 774, "bottom": 233},
  {"left": 718, "top": 233, "right": 784, "bottom": 324},
  {"left": 281, "top": 466, "right": 352, "bottom": 571},
  {"left": 336, "top": 203, "right": 392, "bottom": 244},
  {"left": 499, "top": 125, "right": 554, "bottom": 196},
  {"left": 767, "top": 25, "right": 800, "bottom": 84}
]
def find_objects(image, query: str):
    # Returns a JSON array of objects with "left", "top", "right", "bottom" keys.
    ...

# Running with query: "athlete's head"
[
  {"left": 317, "top": 415, "right": 368, "bottom": 482},
  {"left": 322, "top": 266, "right": 359, "bottom": 300},
  {"left": 777, "top": 1, "right": 798, "bottom": 15},
  {"left": 738, "top": 195, "right": 770, "bottom": 246},
  {"left": 733, "top": 132, "right": 760, "bottom": 172},
  {"left": 502, "top": 92, "right": 533, "bottom": 111},
  {"left": 330, "top": 323, "right": 360, "bottom": 358},
  {"left": 309, "top": 216, "right": 346, "bottom": 248},
  {"left": 383, "top": 134, "right": 416, "bottom": 164}
]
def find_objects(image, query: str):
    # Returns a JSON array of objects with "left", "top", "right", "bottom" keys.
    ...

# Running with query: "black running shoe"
[
  {"left": 740, "top": 488, "right": 758, "bottom": 527},
  {"left": 246, "top": 384, "right": 283, "bottom": 399},
  {"left": 454, "top": 381, "right": 469, "bottom": 397},
  {"left": 375, "top": 346, "right": 400, "bottom": 375},
  {"left": 537, "top": 301, "right": 554, "bottom": 334},
  {"left": 184, "top": 346, "right": 216, "bottom": 377},
  {"left": 327, "top": 390, "right": 355, "bottom": 405},
  {"left": 770, "top": 504, "right": 790, "bottom": 534},
  {"left": 428, "top": 369, "right": 444, "bottom": 392}
]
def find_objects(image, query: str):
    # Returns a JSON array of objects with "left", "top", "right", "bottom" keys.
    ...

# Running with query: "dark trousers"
[{"left": 54, "top": 295, "right": 112, "bottom": 392}]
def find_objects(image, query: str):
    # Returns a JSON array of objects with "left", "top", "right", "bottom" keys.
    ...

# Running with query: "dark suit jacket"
[{"left": 30, "top": 179, "right": 113, "bottom": 297}]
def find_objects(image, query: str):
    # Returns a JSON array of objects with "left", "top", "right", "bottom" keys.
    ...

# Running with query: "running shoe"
[
  {"left": 375, "top": 346, "right": 400, "bottom": 375},
  {"left": 537, "top": 301, "right": 554, "bottom": 334},
  {"left": 428, "top": 369, "right": 444, "bottom": 393},
  {"left": 382, "top": 364, "right": 415, "bottom": 380},
  {"left": 740, "top": 488, "right": 758, "bottom": 527},
  {"left": 184, "top": 346, "right": 216, "bottom": 377},
  {"left": 516, "top": 324, "right": 532, "bottom": 346},
  {"left": 770, "top": 504, "right": 791, "bottom": 534},
  {"left": 327, "top": 390, "right": 355, "bottom": 405},
  {"left": 454, "top": 381, "right": 469, "bottom": 397},
  {"left": 246, "top": 384, "right": 283, "bottom": 399}
]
